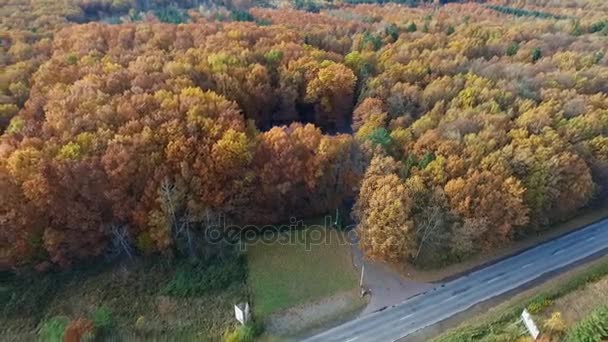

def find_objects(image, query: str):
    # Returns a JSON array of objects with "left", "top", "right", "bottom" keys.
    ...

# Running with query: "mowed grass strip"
[{"left": 247, "top": 228, "right": 358, "bottom": 318}]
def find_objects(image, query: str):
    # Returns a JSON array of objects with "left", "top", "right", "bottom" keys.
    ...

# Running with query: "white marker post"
[
  {"left": 234, "top": 302, "right": 250, "bottom": 325},
  {"left": 521, "top": 309, "right": 540, "bottom": 340}
]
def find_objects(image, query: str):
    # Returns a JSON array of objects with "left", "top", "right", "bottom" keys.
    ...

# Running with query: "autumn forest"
[{"left": 1, "top": 0, "right": 608, "bottom": 272}]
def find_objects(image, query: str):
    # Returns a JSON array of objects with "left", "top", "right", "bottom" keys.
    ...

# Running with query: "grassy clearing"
[
  {"left": 434, "top": 257, "right": 608, "bottom": 342},
  {"left": 247, "top": 227, "right": 359, "bottom": 319},
  {"left": 0, "top": 256, "right": 248, "bottom": 340}
]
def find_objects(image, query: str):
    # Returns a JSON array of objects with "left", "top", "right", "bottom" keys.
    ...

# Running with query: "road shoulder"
[{"left": 397, "top": 205, "right": 608, "bottom": 283}]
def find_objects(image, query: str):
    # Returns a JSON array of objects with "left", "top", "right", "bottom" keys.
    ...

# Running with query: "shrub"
[
  {"left": 64, "top": 318, "right": 95, "bottom": 342},
  {"left": 38, "top": 316, "right": 69, "bottom": 342},
  {"left": 566, "top": 306, "right": 608, "bottom": 342},
  {"left": 161, "top": 256, "right": 246, "bottom": 297},
  {"left": 527, "top": 294, "right": 553, "bottom": 314},
  {"left": 223, "top": 322, "right": 264, "bottom": 342},
  {"left": 92, "top": 306, "right": 113, "bottom": 331},
  {"left": 544, "top": 311, "right": 566, "bottom": 335},
  {"left": 134, "top": 315, "right": 146, "bottom": 332},
  {"left": 589, "top": 20, "right": 607, "bottom": 34},
  {"left": 224, "top": 325, "right": 254, "bottom": 342}
]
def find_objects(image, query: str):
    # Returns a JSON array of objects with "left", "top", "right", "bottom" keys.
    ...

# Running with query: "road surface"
[{"left": 303, "top": 218, "right": 608, "bottom": 342}]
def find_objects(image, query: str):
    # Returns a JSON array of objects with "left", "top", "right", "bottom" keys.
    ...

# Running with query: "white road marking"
[
  {"left": 521, "top": 262, "right": 534, "bottom": 269},
  {"left": 345, "top": 337, "right": 359, "bottom": 342},
  {"left": 587, "top": 236, "right": 596, "bottom": 242},
  {"left": 486, "top": 276, "right": 501, "bottom": 284},
  {"left": 399, "top": 313, "right": 413, "bottom": 321},
  {"left": 553, "top": 249, "right": 564, "bottom": 255},
  {"left": 441, "top": 296, "right": 456, "bottom": 304}
]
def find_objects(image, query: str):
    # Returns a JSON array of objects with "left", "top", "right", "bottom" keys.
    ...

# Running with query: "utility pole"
[
  {"left": 334, "top": 208, "right": 340, "bottom": 228},
  {"left": 359, "top": 263, "right": 367, "bottom": 297},
  {"left": 359, "top": 264, "right": 365, "bottom": 287}
]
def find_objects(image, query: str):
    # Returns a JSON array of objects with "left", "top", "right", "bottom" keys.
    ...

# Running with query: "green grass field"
[{"left": 247, "top": 227, "right": 359, "bottom": 318}]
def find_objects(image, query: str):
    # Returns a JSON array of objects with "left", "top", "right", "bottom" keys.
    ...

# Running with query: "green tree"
[
  {"left": 506, "top": 42, "right": 519, "bottom": 56},
  {"left": 532, "top": 48, "right": 542, "bottom": 62}
]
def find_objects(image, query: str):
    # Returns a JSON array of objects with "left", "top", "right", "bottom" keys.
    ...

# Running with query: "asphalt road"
[{"left": 303, "top": 218, "right": 608, "bottom": 342}]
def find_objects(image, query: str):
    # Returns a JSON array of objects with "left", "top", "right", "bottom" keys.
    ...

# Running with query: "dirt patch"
[
  {"left": 400, "top": 206, "right": 608, "bottom": 283},
  {"left": 351, "top": 245, "right": 432, "bottom": 315},
  {"left": 264, "top": 289, "right": 367, "bottom": 338}
]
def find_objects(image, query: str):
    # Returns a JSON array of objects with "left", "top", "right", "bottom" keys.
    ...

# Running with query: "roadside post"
[{"left": 234, "top": 302, "right": 250, "bottom": 325}]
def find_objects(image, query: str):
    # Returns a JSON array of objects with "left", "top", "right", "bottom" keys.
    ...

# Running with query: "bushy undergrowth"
[
  {"left": 162, "top": 255, "right": 247, "bottom": 297},
  {"left": 2, "top": 254, "right": 249, "bottom": 340},
  {"left": 92, "top": 306, "right": 113, "bottom": 331},
  {"left": 566, "top": 306, "right": 608, "bottom": 342},
  {"left": 526, "top": 294, "right": 553, "bottom": 314},
  {"left": 223, "top": 321, "right": 265, "bottom": 342},
  {"left": 38, "top": 316, "right": 69, "bottom": 342},
  {"left": 1, "top": 268, "right": 101, "bottom": 322},
  {"left": 37, "top": 308, "right": 111, "bottom": 341}
]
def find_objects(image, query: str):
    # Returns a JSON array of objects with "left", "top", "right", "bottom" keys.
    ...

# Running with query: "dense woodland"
[{"left": 1, "top": 0, "right": 608, "bottom": 270}]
